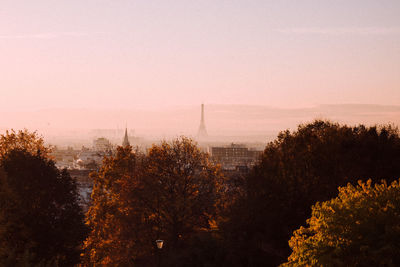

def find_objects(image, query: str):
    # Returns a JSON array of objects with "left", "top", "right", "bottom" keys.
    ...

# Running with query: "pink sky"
[{"left": 0, "top": 0, "right": 399, "bottom": 112}]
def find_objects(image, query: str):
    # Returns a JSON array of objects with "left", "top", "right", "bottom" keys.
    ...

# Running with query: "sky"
[{"left": 0, "top": 0, "right": 399, "bottom": 111}]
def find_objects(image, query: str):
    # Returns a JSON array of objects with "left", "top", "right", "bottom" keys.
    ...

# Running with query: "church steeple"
[{"left": 122, "top": 127, "right": 130, "bottom": 147}]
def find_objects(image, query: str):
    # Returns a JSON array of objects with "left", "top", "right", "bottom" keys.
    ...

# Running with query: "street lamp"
[
  {"left": 156, "top": 239, "right": 164, "bottom": 249},
  {"left": 155, "top": 240, "right": 164, "bottom": 267}
]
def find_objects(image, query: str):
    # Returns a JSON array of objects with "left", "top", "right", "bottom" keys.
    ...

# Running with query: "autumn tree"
[
  {"left": 145, "top": 138, "right": 224, "bottom": 244},
  {"left": 83, "top": 146, "right": 146, "bottom": 265},
  {"left": 283, "top": 179, "right": 400, "bottom": 266},
  {"left": 0, "top": 129, "right": 50, "bottom": 157},
  {"left": 221, "top": 120, "right": 400, "bottom": 266},
  {"left": 83, "top": 138, "right": 225, "bottom": 266},
  {"left": 0, "top": 130, "right": 87, "bottom": 266}
]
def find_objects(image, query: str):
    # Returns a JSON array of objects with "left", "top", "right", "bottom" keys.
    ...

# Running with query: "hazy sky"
[{"left": 1, "top": 0, "right": 399, "bottom": 111}]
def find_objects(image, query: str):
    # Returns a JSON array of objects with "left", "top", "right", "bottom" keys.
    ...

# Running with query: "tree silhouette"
[
  {"left": 0, "top": 130, "right": 87, "bottom": 266},
  {"left": 221, "top": 120, "right": 400, "bottom": 266}
]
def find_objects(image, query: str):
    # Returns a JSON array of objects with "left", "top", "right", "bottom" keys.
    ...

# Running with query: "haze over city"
[{"left": 1, "top": 104, "right": 400, "bottom": 146}]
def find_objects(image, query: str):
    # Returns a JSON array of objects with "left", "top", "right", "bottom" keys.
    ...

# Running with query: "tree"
[
  {"left": 0, "top": 130, "right": 87, "bottom": 266},
  {"left": 0, "top": 129, "right": 50, "bottom": 158},
  {"left": 83, "top": 137, "right": 225, "bottom": 266},
  {"left": 283, "top": 179, "right": 400, "bottom": 266},
  {"left": 83, "top": 146, "right": 145, "bottom": 266},
  {"left": 144, "top": 138, "right": 224, "bottom": 246},
  {"left": 221, "top": 120, "right": 400, "bottom": 266}
]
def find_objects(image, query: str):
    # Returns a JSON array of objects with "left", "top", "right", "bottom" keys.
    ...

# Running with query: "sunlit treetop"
[
  {"left": 0, "top": 129, "right": 50, "bottom": 158},
  {"left": 283, "top": 179, "right": 400, "bottom": 266}
]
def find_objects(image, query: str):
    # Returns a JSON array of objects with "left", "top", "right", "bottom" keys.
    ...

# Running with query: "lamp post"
[
  {"left": 156, "top": 239, "right": 164, "bottom": 267},
  {"left": 156, "top": 239, "right": 164, "bottom": 249}
]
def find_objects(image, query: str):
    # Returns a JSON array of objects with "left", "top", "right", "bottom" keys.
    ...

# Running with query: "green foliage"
[
  {"left": 83, "top": 137, "right": 225, "bottom": 266},
  {"left": 283, "top": 179, "right": 400, "bottom": 266},
  {"left": 0, "top": 131, "right": 87, "bottom": 266},
  {"left": 221, "top": 120, "right": 400, "bottom": 266}
]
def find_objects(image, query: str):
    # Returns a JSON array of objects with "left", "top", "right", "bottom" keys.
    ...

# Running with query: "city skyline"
[{"left": 1, "top": 103, "right": 399, "bottom": 146}]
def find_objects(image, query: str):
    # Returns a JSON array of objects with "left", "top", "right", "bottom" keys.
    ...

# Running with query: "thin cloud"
[
  {"left": 274, "top": 27, "right": 400, "bottom": 35},
  {"left": 0, "top": 32, "right": 104, "bottom": 39}
]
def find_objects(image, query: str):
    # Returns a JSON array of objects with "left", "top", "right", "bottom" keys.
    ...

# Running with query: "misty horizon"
[{"left": 1, "top": 103, "right": 399, "bottom": 148}]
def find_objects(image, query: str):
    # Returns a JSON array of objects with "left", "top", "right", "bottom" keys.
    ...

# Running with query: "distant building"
[
  {"left": 197, "top": 104, "right": 208, "bottom": 141},
  {"left": 93, "top": 137, "right": 112, "bottom": 152},
  {"left": 51, "top": 147, "right": 79, "bottom": 169},
  {"left": 211, "top": 143, "right": 262, "bottom": 170},
  {"left": 73, "top": 147, "right": 104, "bottom": 170},
  {"left": 68, "top": 169, "right": 92, "bottom": 212}
]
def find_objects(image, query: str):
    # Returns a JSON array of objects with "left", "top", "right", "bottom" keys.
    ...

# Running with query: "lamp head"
[{"left": 156, "top": 239, "right": 164, "bottom": 249}]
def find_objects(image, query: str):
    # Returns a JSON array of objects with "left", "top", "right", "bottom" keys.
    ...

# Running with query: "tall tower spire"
[
  {"left": 197, "top": 104, "right": 208, "bottom": 140},
  {"left": 122, "top": 127, "right": 130, "bottom": 147}
]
